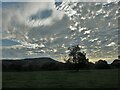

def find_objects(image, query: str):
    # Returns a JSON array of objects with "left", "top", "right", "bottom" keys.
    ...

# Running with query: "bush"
[
  {"left": 95, "top": 60, "right": 110, "bottom": 69},
  {"left": 111, "top": 59, "right": 120, "bottom": 68}
]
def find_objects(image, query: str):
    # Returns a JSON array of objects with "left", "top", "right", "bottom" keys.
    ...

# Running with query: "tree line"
[
  {"left": 2, "top": 45, "right": 120, "bottom": 72},
  {"left": 63, "top": 44, "right": 120, "bottom": 71}
]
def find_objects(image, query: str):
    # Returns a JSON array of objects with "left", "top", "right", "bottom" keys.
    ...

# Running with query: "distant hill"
[
  {"left": 2, "top": 57, "right": 61, "bottom": 63},
  {"left": 2, "top": 57, "right": 120, "bottom": 71},
  {"left": 2, "top": 57, "right": 65, "bottom": 71}
]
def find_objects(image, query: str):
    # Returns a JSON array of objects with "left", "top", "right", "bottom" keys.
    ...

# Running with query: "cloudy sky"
[{"left": 1, "top": 0, "right": 119, "bottom": 63}]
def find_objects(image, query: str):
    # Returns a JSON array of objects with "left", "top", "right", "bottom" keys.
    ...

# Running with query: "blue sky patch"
[
  {"left": 2, "top": 39, "right": 21, "bottom": 46},
  {"left": 30, "top": 9, "right": 53, "bottom": 20}
]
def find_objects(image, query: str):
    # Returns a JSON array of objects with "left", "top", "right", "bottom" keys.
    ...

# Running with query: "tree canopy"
[{"left": 66, "top": 44, "right": 89, "bottom": 70}]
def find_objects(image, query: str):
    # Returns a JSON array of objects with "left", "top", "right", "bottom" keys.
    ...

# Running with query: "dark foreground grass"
[{"left": 2, "top": 69, "right": 120, "bottom": 88}]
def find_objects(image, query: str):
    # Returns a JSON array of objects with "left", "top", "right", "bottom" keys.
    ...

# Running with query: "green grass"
[{"left": 2, "top": 69, "right": 119, "bottom": 88}]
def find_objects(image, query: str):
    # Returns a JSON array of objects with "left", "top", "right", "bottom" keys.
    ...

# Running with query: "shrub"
[
  {"left": 95, "top": 60, "right": 110, "bottom": 69},
  {"left": 111, "top": 59, "right": 120, "bottom": 68}
]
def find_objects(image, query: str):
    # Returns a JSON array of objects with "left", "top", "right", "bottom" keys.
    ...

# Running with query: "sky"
[{"left": 1, "top": 0, "right": 119, "bottom": 63}]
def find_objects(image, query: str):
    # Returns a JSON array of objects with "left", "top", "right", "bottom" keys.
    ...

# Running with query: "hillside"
[{"left": 2, "top": 57, "right": 65, "bottom": 71}]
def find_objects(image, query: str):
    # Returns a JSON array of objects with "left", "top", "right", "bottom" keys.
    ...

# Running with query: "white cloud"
[
  {"left": 2, "top": 0, "right": 55, "bottom": 2},
  {"left": 106, "top": 42, "right": 116, "bottom": 46},
  {"left": 2, "top": 2, "right": 64, "bottom": 39},
  {"left": 26, "top": 2, "right": 64, "bottom": 27},
  {"left": 2, "top": 0, "right": 117, "bottom": 2}
]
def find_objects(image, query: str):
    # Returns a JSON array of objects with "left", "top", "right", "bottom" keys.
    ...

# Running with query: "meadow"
[{"left": 2, "top": 69, "right": 119, "bottom": 88}]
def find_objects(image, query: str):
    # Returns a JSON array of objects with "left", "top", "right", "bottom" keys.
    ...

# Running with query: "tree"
[
  {"left": 95, "top": 60, "right": 110, "bottom": 69},
  {"left": 66, "top": 44, "right": 89, "bottom": 71},
  {"left": 111, "top": 59, "right": 120, "bottom": 69},
  {"left": 118, "top": 55, "right": 120, "bottom": 60}
]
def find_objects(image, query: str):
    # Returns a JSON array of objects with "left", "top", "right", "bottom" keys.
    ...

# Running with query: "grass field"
[{"left": 2, "top": 69, "right": 120, "bottom": 88}]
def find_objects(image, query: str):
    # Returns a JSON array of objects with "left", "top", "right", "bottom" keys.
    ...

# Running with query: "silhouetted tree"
[
  {"left": 66, "top": 44, "right": 89, "bottom": 71},
  {"left": 118, "top": 55, "right": 120, "bottom": 60},
  {"left": 95, "top": 60, "right": 110, "bottom": 69},
  {"left": 111, "top": 59, "right": 120, "bottom": 68}
]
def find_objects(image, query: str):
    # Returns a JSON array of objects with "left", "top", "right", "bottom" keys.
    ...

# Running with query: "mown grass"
[{"left": 2, "top": 69, "right": 119, "bottom": 88}]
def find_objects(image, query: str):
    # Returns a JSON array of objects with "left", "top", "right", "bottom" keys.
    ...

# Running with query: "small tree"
[
  {"left": 111, "top": 59, "right": 120, "bottom": 69},
  {"left": 95, "top": 60, "right": 110, "bottom": 69},
  {"left": 118, "top": 55, "right": 120, "bottom": 60},
  {"left": 66, "top": 44, "right": 88, "bottom": 71}
]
